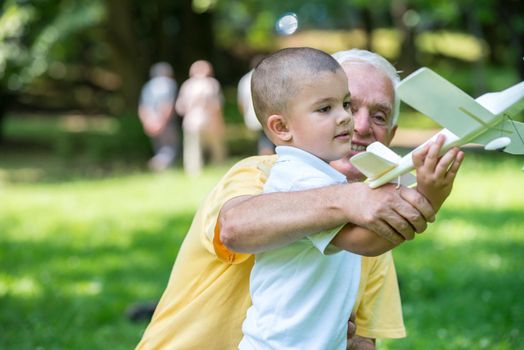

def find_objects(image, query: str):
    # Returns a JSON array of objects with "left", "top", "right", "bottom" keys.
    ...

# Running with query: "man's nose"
[{"left": 353, "top": 109, "right": 371, "bottom": 135}]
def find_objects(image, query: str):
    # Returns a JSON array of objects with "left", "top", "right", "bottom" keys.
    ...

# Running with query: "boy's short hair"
[{"left": 251, "top": 47, "right": 342, "bottom": 129}]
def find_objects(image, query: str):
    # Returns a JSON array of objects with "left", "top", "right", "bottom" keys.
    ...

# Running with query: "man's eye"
[
  {"left": 318, "top": 106, "right": 331, "bottom": 113},
  {"left": 372, "top": 114, "right": 388, "bottom": 125}
]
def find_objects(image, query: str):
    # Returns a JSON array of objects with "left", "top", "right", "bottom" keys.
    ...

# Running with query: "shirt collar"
[{"left": 275, "top": 146, "right": 347, "bottom": 183}]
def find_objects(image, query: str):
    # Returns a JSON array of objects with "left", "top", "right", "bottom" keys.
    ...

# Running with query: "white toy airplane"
[{"left": 350, "top": 67, "right": 524, "bottom": 188}]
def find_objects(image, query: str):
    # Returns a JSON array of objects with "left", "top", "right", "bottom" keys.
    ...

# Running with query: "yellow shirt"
[
  {"left": 355, "top": 252, "right": 406, "bottom": 339},
  {"left": 136, "top": 155, "right": 405, "bottom": 350}
]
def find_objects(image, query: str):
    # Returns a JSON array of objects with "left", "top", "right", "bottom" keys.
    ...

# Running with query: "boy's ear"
[{"left": 267, "top": 114, "right": 292, "bottom": 142}]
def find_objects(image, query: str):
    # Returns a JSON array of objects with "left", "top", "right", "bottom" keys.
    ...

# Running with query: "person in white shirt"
[
  {"left": 237, "top": 68, "right": 275, "bottom": 155},
  {"left": 239, "top": 47, "right": 463, "bottom": 350},
  {"left": 175, "top": 60, "right": 226, "bottom": 175}
]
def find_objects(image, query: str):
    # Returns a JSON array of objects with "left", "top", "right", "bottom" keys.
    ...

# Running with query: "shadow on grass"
[{"left": 0, "top": 213, "right": 193, "bottom": 350}]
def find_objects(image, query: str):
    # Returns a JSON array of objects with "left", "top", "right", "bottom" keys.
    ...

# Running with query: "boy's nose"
[{"left": 338, "top": 109, "right": 353, "bottom": 126}]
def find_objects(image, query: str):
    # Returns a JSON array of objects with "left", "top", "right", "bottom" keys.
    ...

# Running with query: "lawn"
[{"left": 1, "top": 149, "right": 523, "bottom": 349}]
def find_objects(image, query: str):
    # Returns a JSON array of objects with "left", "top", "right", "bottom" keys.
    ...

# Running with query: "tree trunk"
[
  {"left": 105, "top": 0, "right": 145, "bottom": 114},
  {"left": 0, "top": 90, "right": 13, "bottom": 144},
  {"left": 361, "top": 7, "right": 374, "bottom": 52},
  {"left": 103, "top": 0, "right": 216, "bottom": 113},
  {"left": 176, "top": 1, "right": 215, "bottom": 81},
  {"left": 500, "top": 2, "right": 524, "bottom": 81},
  {"left": 390, "top": 0, "right": 417, "bottom": 75}
]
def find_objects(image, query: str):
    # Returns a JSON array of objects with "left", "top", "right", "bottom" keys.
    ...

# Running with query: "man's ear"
[
  {"left": 386, "top": 124, "right": 398, "bottom": 145},
  {"left": 267, "top": 114, "right": 292, "bottom": 142}
]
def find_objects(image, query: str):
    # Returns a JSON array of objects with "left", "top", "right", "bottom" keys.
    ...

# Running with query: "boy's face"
[
  {"left": 285, "top": 69, "right": 353, "bottom": 162},
  {"left": 330, "top": 62, "right": 397, "bottom": 181}
]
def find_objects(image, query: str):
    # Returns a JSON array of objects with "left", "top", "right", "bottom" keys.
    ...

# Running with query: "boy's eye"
[
  {"left": 343, "top": 101, "right": 351, "bottom": 110},
  {"left": 317, "top": 106, "right": 331, "bottom": 113}
]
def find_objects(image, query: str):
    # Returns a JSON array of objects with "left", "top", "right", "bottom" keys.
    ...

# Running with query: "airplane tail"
[{"left": 471, "top": 119, "right": 524, "bottom": 155}]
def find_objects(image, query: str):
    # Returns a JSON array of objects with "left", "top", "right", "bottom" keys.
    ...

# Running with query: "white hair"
[{"left": 332, "top": 49, "right": 400, "bottom": 127}]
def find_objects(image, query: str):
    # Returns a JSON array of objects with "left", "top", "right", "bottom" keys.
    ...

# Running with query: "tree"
[
  {"left": 0, "top": 0, "right": 219, "bottom": 144},
  {"left": 0, "top": 0, "right": 105, "bottom": 143}
]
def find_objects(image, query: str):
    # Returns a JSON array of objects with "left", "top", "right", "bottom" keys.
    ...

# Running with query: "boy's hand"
[{"left": 412, "top": 134, "right": 464, "bottom": 212}]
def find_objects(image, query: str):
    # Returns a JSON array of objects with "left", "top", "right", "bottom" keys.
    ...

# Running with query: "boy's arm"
[
  {"left": 413, "top": 134, "right": 464, "bottom": 211},
  {"left": 331, "top": 135, "right": 464, "bottom": 256},
  {"left": 331, "top": 224, "right": 397, "bottom": 257}
]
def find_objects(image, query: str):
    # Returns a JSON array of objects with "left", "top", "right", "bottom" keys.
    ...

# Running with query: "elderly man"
[{"left": 136, "top": 49, "right": 462, "bottom": 350}]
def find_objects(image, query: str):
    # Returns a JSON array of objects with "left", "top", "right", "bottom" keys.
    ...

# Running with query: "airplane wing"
[
  {"left": 349, "top": 149, "right": 397, "bottom": 180},
  {"left": 475, "top": 81, "right": 524, "bottom": 117},
  {"left": 397, "top": 68, "right": 499, "bottom": 138}
]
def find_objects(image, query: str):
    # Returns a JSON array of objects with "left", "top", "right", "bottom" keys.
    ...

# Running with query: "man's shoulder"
[{"left": 230, "top": 155, "right": 277, "bottom": 173}]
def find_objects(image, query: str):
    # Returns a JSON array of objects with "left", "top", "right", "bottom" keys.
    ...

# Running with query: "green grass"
[
  {"left": 0, "top": 156, "right": 237, "bottom": 349},
  {"left": 1, "top": 150, "right": 523, "bottom": 349},
  {"left": 382, "top": 152, "right": 524, "bottom": 350}
]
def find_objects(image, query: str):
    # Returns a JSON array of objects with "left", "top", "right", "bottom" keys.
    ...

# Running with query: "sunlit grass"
[
  {"left": 0, "top": 160, "right": 235, "bottom": 349},
  {"left": 382, "top": 152, "right": 524, "bottom": 350}
]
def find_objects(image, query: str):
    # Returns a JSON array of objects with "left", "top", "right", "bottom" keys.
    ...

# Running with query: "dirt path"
[{"left": 390, "top": 128, "right": 441, "bottom": 148}]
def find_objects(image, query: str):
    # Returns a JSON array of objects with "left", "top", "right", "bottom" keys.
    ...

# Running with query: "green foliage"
[
  {"left": 5, "top": 113, "right": 152, "bottom": 165},
  {"left": 0, "top": 0, "right": 105, "bottom": 91}
]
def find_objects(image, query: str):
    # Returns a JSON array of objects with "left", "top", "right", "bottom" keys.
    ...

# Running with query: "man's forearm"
[
  {"left": 219, "top": 185, "right": 350, "bottom": 253},
  {"left": 219, "top": 182, "right": 435, "bottom": 254}
]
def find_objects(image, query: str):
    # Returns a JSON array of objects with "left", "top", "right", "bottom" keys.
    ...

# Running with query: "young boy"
[
  {"left": 239, "top": 47, "right": 359, "bottom": 350},
  {"left": 239, "top": 47, "right": 455, "bottom": 349}
]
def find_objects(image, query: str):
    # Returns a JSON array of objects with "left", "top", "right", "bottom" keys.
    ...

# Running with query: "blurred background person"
[
  {"left": 138, "top": 62, "right": 179, "bottom": 171},
  {"left": 175, "top": 60, "right": 227, "bottom": 175},
  {"left": 237, "top": 56, "right": 275, "bottom": 155}
]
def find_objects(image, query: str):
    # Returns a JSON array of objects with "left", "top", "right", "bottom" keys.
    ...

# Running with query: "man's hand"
[
  {"left": 346, "top": 182, "right": 436, "bottom": 244},
  {"left": 348, "top": 336, "right": 376, "bottom": 350},
  {"left": 347, "top": 313, "right": 376, "bottom": 350},
  {"left": 347, "top": 312, "right": 357, "bottom": 347}
]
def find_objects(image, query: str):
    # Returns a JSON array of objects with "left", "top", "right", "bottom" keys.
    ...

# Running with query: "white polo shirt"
[{"left": 239, "top": 146, "right": 362, "bottom": 350}]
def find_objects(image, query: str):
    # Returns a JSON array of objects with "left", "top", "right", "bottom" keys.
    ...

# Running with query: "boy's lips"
[{"left": 335, "top": 131, "right": 352, "bottom": 141}]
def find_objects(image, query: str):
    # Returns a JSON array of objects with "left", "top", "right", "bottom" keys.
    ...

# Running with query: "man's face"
[{"left": 330, "top": 62, "right": 398, "bottom": 181}]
